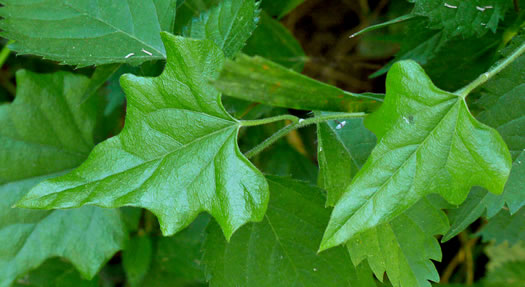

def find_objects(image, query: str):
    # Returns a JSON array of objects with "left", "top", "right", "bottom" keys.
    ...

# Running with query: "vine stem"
[
  {"left": 456, "top": 41, "right": 525, "bottom": 98},
  {"left": 242, "top": 112, "right": 366, "bottom": 159},
  {"left": 0, "top": 40, "right": 14, "bottom": 69}
]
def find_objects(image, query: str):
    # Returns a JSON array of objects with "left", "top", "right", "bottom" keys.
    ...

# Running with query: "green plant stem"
[
  {"left": 0, "top": 41, "right": 14, "bottom": 69},
  {"left": 457, "top": 41, "right": 525, "bottom": 98},
  {"left": 244, "top": 112, "right": 366, "bottom": 158},
  {"left": 240, "top": 114, "right": 300, "bottom": 127}
]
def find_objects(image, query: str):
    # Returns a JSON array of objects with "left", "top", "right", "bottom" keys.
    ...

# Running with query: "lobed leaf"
[
  {"left": 347, "top": 198, "right": 449, "bottom": 287},
  {"left": 0, "top": 70, "right": 127, "bottom": 287},
  {"left": 0, "top": 0, "right": 166, "bottom": 66},
  {"left": 17, "top": 33, "right": 269, "bottom": 240},
  {"left": 320, "top": 60, "right": 512, "bottom": 251}
]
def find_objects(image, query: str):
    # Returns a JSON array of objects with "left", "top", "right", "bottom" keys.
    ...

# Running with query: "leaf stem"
[
  {"left": 457, "top": 41, "right": 525, "bottom": 98},
  {"left": 240, "top": 114, "right": 300, "bottom": 127},
  {"left": 0, "top": 41, "right": 14, "bottom": 69},
  {"left": 244, "top": 112, "right": 366, "bottom": 158}
]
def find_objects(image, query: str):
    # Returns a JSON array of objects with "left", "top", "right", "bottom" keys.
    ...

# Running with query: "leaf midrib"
[{"left": 329, "top": 96, "right": 460, "bottom": 243}]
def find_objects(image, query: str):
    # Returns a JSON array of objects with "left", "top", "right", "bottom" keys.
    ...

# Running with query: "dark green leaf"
[
  {"left": 141, "top": 215, "right": 209, "bottom": 286},
  {"left": 203, "top": 176, "right": 377, "bottom": 287},
  {"left": 321, "top": 60, "right": 511, "bottom": 251},
  {"left": 479, "top": 207, "right": 525, "bottom": 244},
  {"left": 0, "top": 70, "right": 127, "bottom": 287},
  {"left": 184, "top": 0, "right": 259, "bottom": 58},
  {"left": 123, "top": 235, "right": 153, "bottom": 287},
  {"left": 17, "top": 34, "right": 269, "bottom": 240},
  {"left": 409, "top": 0, "right": 514, "bottom": 38},
  {"left": 12, "top": 259, "right": 97, "bottom": 287},
  {"left": 317, "top": 116, "right": 376, "bottom": 206},
  {"left": 261, "top": 0, "right": 304, "bottom": 18},
  {"left": 213, "top": 54, "right": 383, "bottom": 112},
  {"left": 0, "top": 0, "right": 166, "bottom": 66},
  {"left": 244, "top": 11, "right": 306, "bottom": 71},
  {"left": 154, "top": 0, "right": 178, "bottom": 32},
  {"left": 347, "top": 198, "right": 448, "bottom": 287}
]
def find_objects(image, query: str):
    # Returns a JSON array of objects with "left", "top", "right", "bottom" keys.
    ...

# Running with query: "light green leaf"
[
  {"left": 123, "top": 235, "right": 153, "bottom": 287},
  {"left": 320, "top": 60, "right": 512, "bottom": 251},
  {"left": 141, "top": 214, "right": 209, "bottom": 287},
  {"left": 483, "top": 261, "right": 525, "bottom": 287},
  {"left": 479, "top": 207, "right": 525, "bottom": 244},
  {"left": 0, "top": 70, "right": 127, "bottom": 287},
  {"left": 154, "top": 0, "right": 177, "bottom": 32},
  {"left": 443, "top": 51, "right": 525, "bottom": 241},
  {"left": 409, "top": 0, "right": 514, "bottom": 38},
  {"left": 347, "top": 198, "right": 448, "bottom": 287},
  {"left": 485, "top": 241, "right": 525, "bottom": 272},
  {"left": 261, "top": 0, "right": 304, "bottom": 18},
  {"left": 184, "top": 0, "right": 259, "bottom": 58},
  {"left": 317, "top": 116, "right": 376, "bottom": 206},
  {"left": 243, "top": 11, "right": 306, "bottom": 71},
  {"left": 212, "top": 54, "right": 383, "bottom": 112},
  {"left": 12, "top": 259, "right": 97, "bottom": 287},
  {"left": 203, "top": 176, "right": 377, "bottom": 287},
  {"left": 316, "top": 112, "right": 448, "bottom": 286},
  {"left": 0, "top": 0, "right": 166, "bottom": 66},
  {"left": 17, "top": 33, "right": 269, "bottom": 240}
]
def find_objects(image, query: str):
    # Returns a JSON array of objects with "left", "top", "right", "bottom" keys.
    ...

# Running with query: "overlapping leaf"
[
  {"left": 0, "top": 71, "right": 127, "bottom": 287},
  {"left": 12, "top": 259, "right": 97, "bottom": 287},
  {"left": 212, "top": 54, "right": 383, "bottom": 112},
  {"left": 203, "top": 176, "right": 377, "bottom": 287},
  {"left": 0, "top": 0, "right": 166, "bottom": 66},
  {"left": 184, "top": 0, "right": 259, "bottom": 58},
  {"left": 320, "top": 60, "right": 512, "bottom": 250},
  {"left": 243, "top": 11, "right": 306, "bottom": 71},
  {"left": 317, "top": 116, "right": 376, "bottom": 206},
  {"left": 347, "top": 198, "right": 448, "bottom": 287},
  {"left": 17, "top": 34, "right": 269, "bottom": 239},
  {"left": 316, "top": 113, "right": 448, "bottom": 286},
  {"left": 444, "top": 47, "right": 525, "bottom": 240},
  {"left": 479, "top": 207, "right": 525, "bottom": 244},
  {"left": 409, "top": 0, "right": 514, "bottom": 38}
]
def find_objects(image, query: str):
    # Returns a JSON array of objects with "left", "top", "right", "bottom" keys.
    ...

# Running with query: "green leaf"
[
  {"left": 243, "top": 11, "right": 306, "bottom": 71},
  {"left": 347, "top": 198, "right": 449, "bottom": 287},
  {"left": 123, "top": 235, "right": 153, "bottom": 287},
  {"left": 0, "top": 0, "right": 166, "bottom": 66},
  {"left": 317, "top": 116, "right": 376, "bottom": 206},
  {"left": 261, "top": 0, "right": 304, "bottom": 18},
  {"left": 12, "top": 259, "right": 97, "bottom": 287},
  {"left": 258, "top": 142, "right": 318, "bottom": 184},
  {"left": 483, "top": 261, "right": 525, "bottom": 287},
  {"left": 320, "top": 60, "right": 512, "bottom": 251},
  {"left": 184, "top": 0, "right": 259, "bottom": 58},
  {"left": 485, "top": 241, "right": 525, "bottom": 272},
  {"left": 154, "top": 0, "right": 177, "bottom": 32},
  {"left": 174, "top": 0, "right": 221, "bottom": 34},
  {"left": 212, "top": 54, "right": 383, "bottom": 112},
  {"left": 443, "top": 51, "right": 525, "bottom": 241},
  {"left": 17, "top": 33, "right": 269, "bottom": 240},
  {"left": 141, "top": 214, "right": 209, "bottom": 286},
  {"left": 315, "top": 113, "right": 448, "bottom": 286},
  {"left": 409, "top": 0, "right": 514, "bottom": 38},
  {"left": 203, "top": 176, "right": 377, "bottom": 287},
  {"left": 479, "top": 207, "right": 525, "bottom": 244},
  {"left": 0, "top": 70, "right": 127, "bottom": 287}
]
